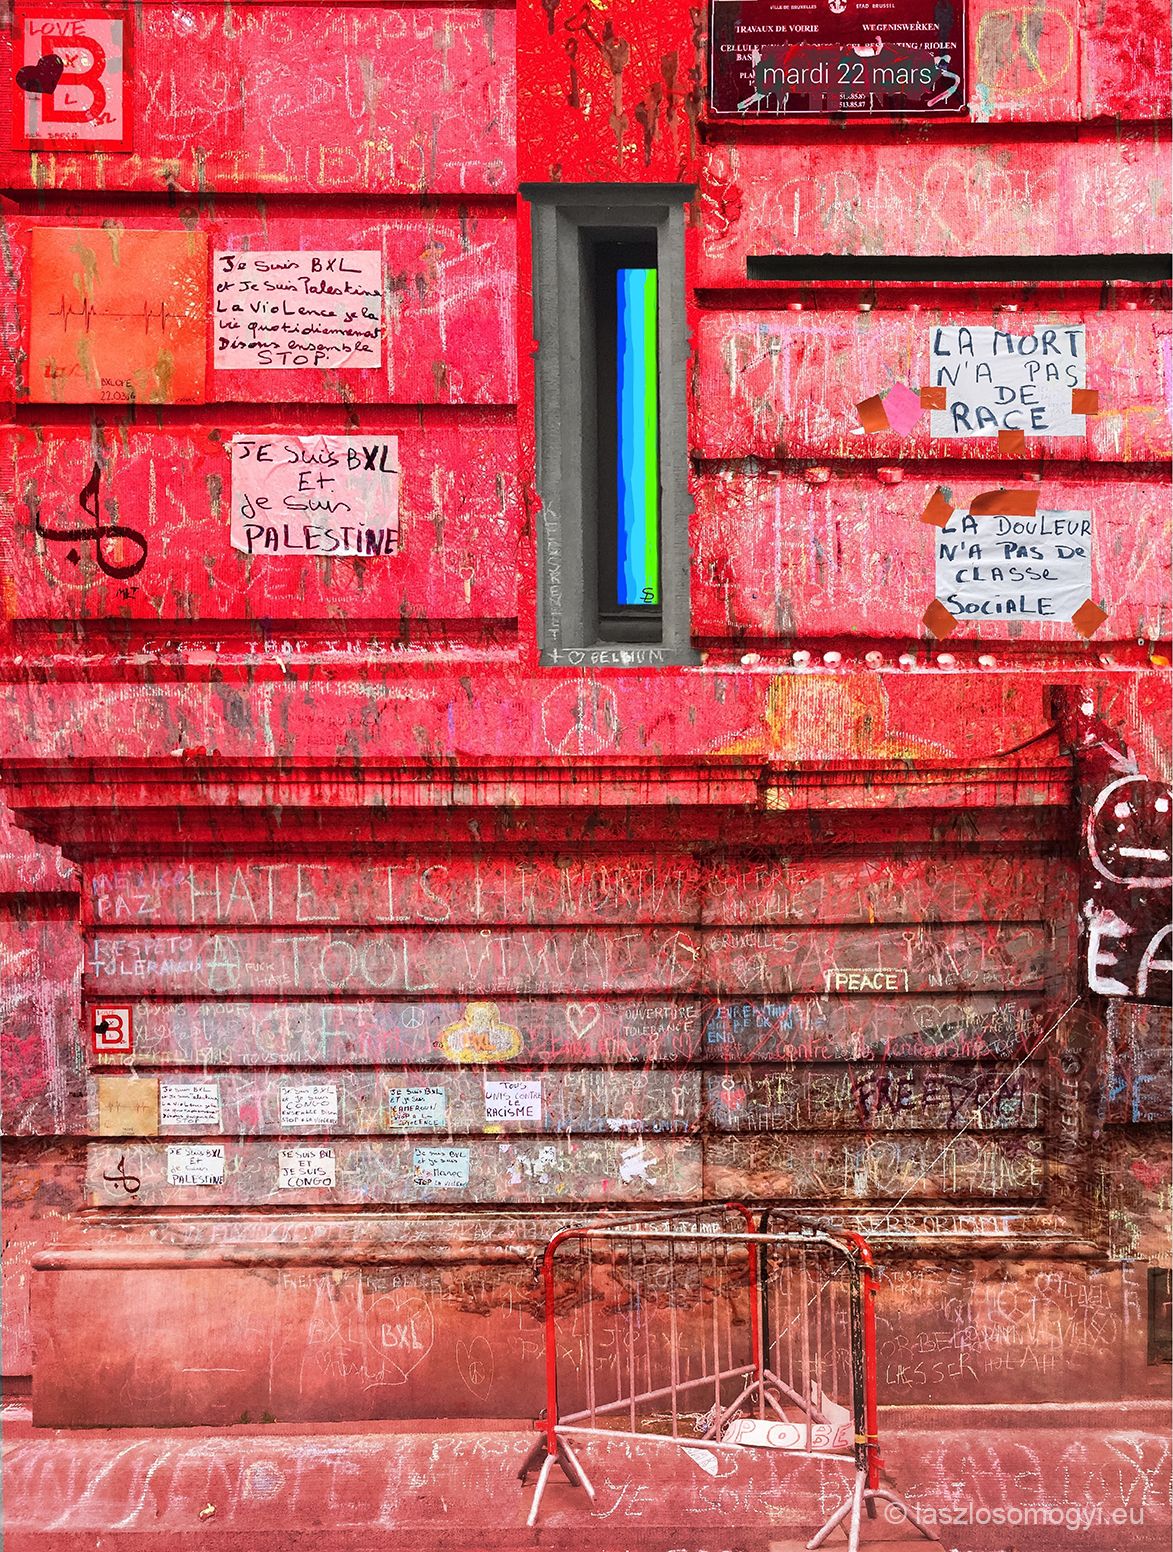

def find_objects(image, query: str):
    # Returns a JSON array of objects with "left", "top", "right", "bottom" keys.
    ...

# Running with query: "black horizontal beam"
[{"left": 746, "top": 254, "right": 1172, "bottom": 282}]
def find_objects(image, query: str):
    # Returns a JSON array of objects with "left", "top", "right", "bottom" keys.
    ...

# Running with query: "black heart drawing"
[{"left": 16, "top": 54, "right": 65, "bottom": 94}]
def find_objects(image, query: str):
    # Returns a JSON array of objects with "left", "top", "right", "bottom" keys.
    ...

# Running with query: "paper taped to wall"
[
  {"left": 213, "top": 251, "right": 382, "bottom": 370},
  {"left": 413, "top": 1146, "right": 470, "bottom": 1187},
  {"left": 159, "top": 1082, "right": 221, "bottom": 1128},
  {"left": 278, "top": 1147, "right": 336, "bottom": 1189},
  {"left": 228, "top": 435, "right": 400, "bottom": 556},
  {"left": 484, "top": 1078, "right": 542, "bottom": 1122},
  {"left": 388, "top": 1088, "right": 448, "bottom": 1128},
  {"left": 936, "top": 509, "right": 1092, "bottom": 621},
  {"left": 929, "top": 326, "right": 1087, "bottom": 437},
  {"left": 166, "top": 1144, "right": 225, "bottom": 1186},
  {"left": 279, "top": 1085, "right": 339, "bottom": 1127}
]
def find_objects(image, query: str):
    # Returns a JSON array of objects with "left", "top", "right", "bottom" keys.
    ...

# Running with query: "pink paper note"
[{"left": 883, "top": 383, "right": 923, "bottom": 437}]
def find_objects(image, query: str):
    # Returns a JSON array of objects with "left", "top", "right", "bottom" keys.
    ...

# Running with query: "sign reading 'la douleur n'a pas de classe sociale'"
[{"left": 936, "top": 509, "right": 1092, "bottom": 621}]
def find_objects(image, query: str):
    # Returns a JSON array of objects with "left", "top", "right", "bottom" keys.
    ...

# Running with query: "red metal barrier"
[{"left": 520, "top": 1208, "right": 930, "bottom": 1552}]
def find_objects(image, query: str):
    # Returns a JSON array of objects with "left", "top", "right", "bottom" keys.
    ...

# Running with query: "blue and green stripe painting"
[{"left": 616, "top": 267, "right": 660, "bottom": 606}]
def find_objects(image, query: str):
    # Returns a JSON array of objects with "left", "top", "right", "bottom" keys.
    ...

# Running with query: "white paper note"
[
  {"left": 387, "top": 1087, "right": 447, "bottom": 1129},
  {"left": 159, "top": 1082, "right": 221, "bottom": 1128},
  {"left": 483, "top": 1078, "right": 542, "bottom": 1123},
  {"left": 213, "top": 251, "right": 382, "bottom": 370},
  {"left": 166, "top": 1144, "right": 225, "bottom": 1186},
  {"left": 278, "top": 1147, "right": 336, "bottom": 1189},
  {"left": 928, "top": 325, "right": 1086, "bottom": 438},
  {"left": 279, "top": 1084, "right": 340, "bottom": 1128},
  {"left": 228, "top": 435, "right": 399, "bottom": 557},
  {"left": 936, "top": 510, "right": 1092, "bottom": 621},
  {"left": 412, "top": 1147, "right": 470, "bottom": 1188}
]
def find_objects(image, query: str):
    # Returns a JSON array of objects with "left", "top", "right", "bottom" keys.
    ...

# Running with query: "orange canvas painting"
[{"left": 26, "top": 228, "right": 207, "bottom": 404}]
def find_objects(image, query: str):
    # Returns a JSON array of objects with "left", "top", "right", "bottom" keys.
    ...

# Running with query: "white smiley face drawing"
[{"left": 1088, "top": 775, "right": 1173, "bottom": 889}]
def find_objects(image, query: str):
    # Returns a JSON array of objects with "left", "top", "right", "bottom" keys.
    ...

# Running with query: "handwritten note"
[
  {"left": 213, "top": 251, "right": 382, "bottom": 370},
  {"left": 484, "top": 1078, "right": 542, "bottom": 1122},
  {"left": 279, "top": 1084, "right": 339, "bottom": 1127},
  {"left": 278, "top": 1147, "right": 336, "bottom": 1189},
  {"left": 412, "top": 1146, "right": 470, "bottom": 1188},
  {"left": 387, "top": 1087, "right": 447, "bottom": 1129},
  {"left": 228, "top": 435, "right": 400, "bottom": 557},
  {"left": 936, "top": 509, "right": 1092, "bottom": 620},
  {"left": 159, "top": 1082, "right": 221, "bottom": 1128},
  {"left": 28, "top": 228, "right": 207, "bottom": 405},
  {"left": 166, "top": 1144, "right": 225, "bottom": 1186},
  {"left": 929, "top": 326, "right": 1087, "bottom": 437}
]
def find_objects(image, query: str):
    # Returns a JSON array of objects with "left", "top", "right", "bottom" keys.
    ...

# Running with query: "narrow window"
[
  {"left": 593, "top": 238, "right": 661, "bottom": 640},
  {"left": 524, "top": 184, "right": 697, "bottom": 667}
]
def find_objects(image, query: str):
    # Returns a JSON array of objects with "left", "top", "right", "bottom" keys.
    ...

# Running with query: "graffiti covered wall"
[{"left": 0, "top": 0, "right": 1169, "bottom": 1541}]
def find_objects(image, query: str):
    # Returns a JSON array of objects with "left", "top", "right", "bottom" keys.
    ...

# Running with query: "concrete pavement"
[{"left": 3, "top": 1403, "right": 1168, "bottom": 1552}]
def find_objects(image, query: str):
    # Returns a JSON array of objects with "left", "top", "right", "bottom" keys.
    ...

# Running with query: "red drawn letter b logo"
[{"left": 41, "top": 35, "right": 107, "bottom": 124}]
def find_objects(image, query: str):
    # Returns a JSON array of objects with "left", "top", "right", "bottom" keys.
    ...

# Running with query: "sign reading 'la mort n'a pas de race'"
[
  {"left": 928, "top": 325, "right": 1088, "bottom": 437},
  {"left": 709, "top": 0, "right": 967, "bottom": 117}
]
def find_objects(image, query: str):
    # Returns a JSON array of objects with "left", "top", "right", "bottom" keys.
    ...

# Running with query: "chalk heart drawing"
[
  {"left": 730, "top": 954, "right": 762, "bottom": 989},
  {"left": 365, "top": 1289, "right": 435, "bottom": 1383},
  {"left": 566, "top": 1002, "right": 601, "bottom": 1040},
  {"left": 456, "top": 1335, "right": 494, "bottom": 1397}
]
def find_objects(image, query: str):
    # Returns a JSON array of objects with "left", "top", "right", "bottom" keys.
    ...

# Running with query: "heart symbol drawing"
[
  {"left": 16, "top": 54, "right": 64, "bottom": 94},
  {"left": 566, "top": 1002, "right": 601, "bottom": 1041},
  {"left": 365, "top": 1288, "right": 435, "bottom": 1384}
]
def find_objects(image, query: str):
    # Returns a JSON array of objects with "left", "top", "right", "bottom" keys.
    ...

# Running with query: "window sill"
[{"left": 540, "top": 645, "right": 702, "bottom": 668}]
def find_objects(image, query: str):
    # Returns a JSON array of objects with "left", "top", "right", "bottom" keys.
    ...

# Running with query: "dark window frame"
[{"left": 523, "top": 183, "right": 698, "bottom": 668}]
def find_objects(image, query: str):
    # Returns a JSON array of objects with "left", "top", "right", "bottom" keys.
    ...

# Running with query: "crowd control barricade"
[{"left": 520, "top": 1206, "right": 931, "bottom": 1552}]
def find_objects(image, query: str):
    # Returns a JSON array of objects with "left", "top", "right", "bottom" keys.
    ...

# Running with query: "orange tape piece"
[
  {"left": 856, "top": 395, "right": 890, "bottom": 433},
  {"left": 1071, "top": 389, "right": 1100, "bottom": 414},
  {"left": 997, "top": 427, "right": 1027, "bottom": 456},
  {"left": 969, "top": 489, "right": 1040, "bottom": 518},
  {"left": 1071, "top": 599, "right": 1108, "bottom": 638},
  {"left": 923, "top": 599, "right": 959, "bottom": 639},
  {"left": 919, "top": 488, "right": 954, "bottom": 528},
  {"left": 919, "top": 386, "right": 947, "bottom": 409}
]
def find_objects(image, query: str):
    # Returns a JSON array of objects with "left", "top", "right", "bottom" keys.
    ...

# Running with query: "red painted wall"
[{"left": 0, "top": 0, "right": 1169, "bottom": 1446}]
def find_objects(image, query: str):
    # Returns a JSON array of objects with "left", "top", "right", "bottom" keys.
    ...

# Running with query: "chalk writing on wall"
[
  {"left": 16, "top": 9, "right": 131, "bottom": 150},
  {"left": 412, "top": 1147, "right": 470, "bottom": 1188},
  {"left": 279, "top": 1084, "right": 339, "bottom": 1128},
  {"left": 165, "top": 1144, "right": 225, "bottom": 1186},
  {"left": 159, "top": 1082, "right": 221, "bottom": 1128},
  {"left": 278, "top": 1147, "right": 336, "bottom": 1189},
  {"left": 387, "top": 1088, "right": 447, "bottom": 1128},
  {"left": 1085, "top": 760, "right": 1172, "bottom": 1001},
  {"left": 929, "top": 326, "right": 1087, "bottom": 436},
  {"left": 228, "top": 436, "right": 400, "bottom": 557},
  {"left": 824, "top": 968, "right": 909, "bottom": 992},
  {"left": 936, "top": 510, "right": 1091, "bottom": 620},
  {"left": 483, "top": 1078, "right": 542, "bottom": 1122},
  {"left": 213, "top": 252, "right": 382, "bottom": 370},
  {"left": 28, "top": 229, "right": 207, "bottom": 405}
]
